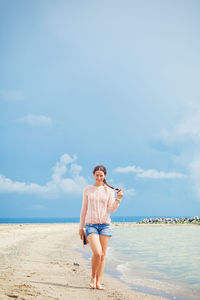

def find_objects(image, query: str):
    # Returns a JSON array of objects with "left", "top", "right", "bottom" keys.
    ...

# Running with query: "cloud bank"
[
  {"left": 0, "top": 154, "right": 88, "bottom": 198},
  {"left": 115, "top": 166, "right": 186, "bottom": 179},
  {"left": 0, "top": 154, "right": 136, "bottom": 199}
]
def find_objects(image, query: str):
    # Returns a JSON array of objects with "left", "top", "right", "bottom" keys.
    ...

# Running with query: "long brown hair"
[{"left": 93, "top": 165, "right": 121, "bottom": 191}]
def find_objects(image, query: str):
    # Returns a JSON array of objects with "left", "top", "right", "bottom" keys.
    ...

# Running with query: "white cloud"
[
  {"left": 160, "top": 104, "right": 200, "bottom": 145},
  {"left": 108, "top": 179, "right": 136, "bottom": 198},
  {"left": 0, "top": 154, "right": 87, "bottom": 198},
  {"left": 51, "top": 154, "right": 77, "bottom": 181},
  {"left": 0, "top": 89, "right": 24, "bottom": 101},
  {"left": 115, "top": 166, "right": 143, "bottom": 173},
  {"left": 124, "top": 188, "right": 136, "bottom": 196},
  {"left": 114, "top": 165, "right": 186, "bottom": 179},
  {"left": 188, "top": 158, "right": 200, "bottom": 199},
  {"left": 137, "top": 170, "right": 186, "bottom": 179},
  {"left": 16, "top": 114, "right": 52, "bottom": 127},
  {"left": 0, "top": 175, "right": 45, "bottom": 193},
  {"left": 70, "top": 164, "right": 83, "bottom": 177},
  {"left": 175, "top": 111, "right": 200, "bottom": 142}
]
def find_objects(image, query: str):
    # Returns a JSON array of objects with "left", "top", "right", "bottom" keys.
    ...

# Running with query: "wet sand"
[{"left": 0, "top": 223, "right": 167, "bottom": 300}]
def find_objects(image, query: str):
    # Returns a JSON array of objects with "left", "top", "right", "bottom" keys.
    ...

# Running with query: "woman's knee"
[
  {"left": 93, "top": 251, "right": 102, "bottom": 260},
  {"left": 100, "top": 251, "right": 106, "bottom": 261}
]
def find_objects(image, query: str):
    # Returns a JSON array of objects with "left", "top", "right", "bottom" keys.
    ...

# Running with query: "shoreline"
[
  {"left": 77, "top": 243, "right": 175, "bottom": 300},
  {"left": 77, "top": 224, "right": 200, "bottom": 300},
  {"left": 76, "top": 222, "right": 199, "bottom": 300},
  {"left": 0, "top": 223, "right": 167, "bottom": 300}
]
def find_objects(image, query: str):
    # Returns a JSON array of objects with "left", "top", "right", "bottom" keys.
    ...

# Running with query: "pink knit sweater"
[{"left": 79, "top": 184, "right": 120, "bottom": 229}]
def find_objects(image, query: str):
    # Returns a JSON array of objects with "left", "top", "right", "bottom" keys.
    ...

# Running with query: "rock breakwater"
[{"left": 137, "top": 216, "right": 200, "bottom": 225}]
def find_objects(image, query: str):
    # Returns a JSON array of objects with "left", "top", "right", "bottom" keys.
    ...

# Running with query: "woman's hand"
[
  {"left": 117, "top": 189, "right": 123, "bottom": 200},
  {"left": 79, "top": 229, "right": 84, "bottom": 240}
]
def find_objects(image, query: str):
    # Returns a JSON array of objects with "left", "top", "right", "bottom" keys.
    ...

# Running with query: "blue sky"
[{"left": 1, "top": 0, "right": 200, "bottom": 218}]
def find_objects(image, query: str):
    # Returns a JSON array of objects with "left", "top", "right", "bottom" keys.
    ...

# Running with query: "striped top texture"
[{"left": 79, "top": 184, "right": 120, "bottom": 229}]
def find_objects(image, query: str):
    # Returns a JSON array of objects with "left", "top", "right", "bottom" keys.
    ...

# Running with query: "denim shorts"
[{"left": 85, "top": 223, "right": 112, "bottom": 237}]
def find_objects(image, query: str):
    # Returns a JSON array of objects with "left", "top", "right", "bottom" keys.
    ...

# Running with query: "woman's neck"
[{"left": 93, "top": 183, "right": 104, "bottom": 187}]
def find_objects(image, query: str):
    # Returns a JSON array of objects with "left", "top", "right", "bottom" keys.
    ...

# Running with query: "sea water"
[{"left": 106, "top": 224, "right": 200, "bottom": 300}]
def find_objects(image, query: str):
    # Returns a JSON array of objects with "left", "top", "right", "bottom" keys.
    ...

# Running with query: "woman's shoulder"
[
  {"left": 86, "top": 184, "right": 94, "bottom": 188},
  {"left": 83, "top": 185, "right": 93, "bottom": 191}
]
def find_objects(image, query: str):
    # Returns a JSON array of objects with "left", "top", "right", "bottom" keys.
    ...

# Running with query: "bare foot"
[
  {"left": 96, "top": 284, "right": 105, "bottom": 290},
  {"left": 89, "top": 277, "right": 96, "bottom": 289}
]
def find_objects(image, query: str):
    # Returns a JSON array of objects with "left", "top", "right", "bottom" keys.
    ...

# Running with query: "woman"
[{"left": 79, "top": 165, "right": 123, "bottom": 290}]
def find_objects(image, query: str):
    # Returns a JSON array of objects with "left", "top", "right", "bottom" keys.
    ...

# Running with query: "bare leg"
[
  {"left": 96, "top": 235, "right": 110, "bottom": 290},
  {"left": 87, "top": 233, "right": 102, "bottom": 288}
]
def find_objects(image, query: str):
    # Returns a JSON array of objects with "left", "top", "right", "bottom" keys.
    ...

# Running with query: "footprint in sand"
[
  {"left": 13, "top": 283, "right": 41, "bottom": 296},
  {"left": 26, "top": 272, "right": 36, "bottom": 277}
]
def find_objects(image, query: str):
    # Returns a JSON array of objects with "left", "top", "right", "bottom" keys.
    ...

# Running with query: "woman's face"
[{"left": 94, "top": 170, "right": 105, "bottom": 185}]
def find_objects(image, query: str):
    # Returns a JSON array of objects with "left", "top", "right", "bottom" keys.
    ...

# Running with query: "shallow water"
[{"left": 106, "top": 225, "right": 200, "bottom": 300}]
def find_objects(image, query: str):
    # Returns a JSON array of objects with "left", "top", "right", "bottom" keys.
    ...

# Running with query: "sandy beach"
[{"left": 0, "top": 223, "right": 167, "bottom": 300}]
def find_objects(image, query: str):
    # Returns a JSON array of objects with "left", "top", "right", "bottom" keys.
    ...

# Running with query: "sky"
[{"left": 1, "top": 0, "right": 200, "bottom": 218}]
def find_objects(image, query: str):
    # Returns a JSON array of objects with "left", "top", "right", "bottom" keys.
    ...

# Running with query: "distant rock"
[{"left": 137, "top": 216, "right": 200, "bottom": 225}]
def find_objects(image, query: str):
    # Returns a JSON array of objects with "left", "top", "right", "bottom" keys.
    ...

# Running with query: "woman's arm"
[
  {"left": 107, "top": 189, "right": 121, "bottom": 213},
  {"left": 79, "top": 187, "right": 88, "bottom": 230}
]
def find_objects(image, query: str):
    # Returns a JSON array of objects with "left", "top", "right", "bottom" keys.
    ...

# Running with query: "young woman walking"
[{"left": 79, "top": 165, "right": 123, "bottom": 290}]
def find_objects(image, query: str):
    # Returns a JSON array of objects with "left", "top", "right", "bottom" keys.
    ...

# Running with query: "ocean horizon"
[{"left": 0, "top": 216, "right": 194, "bottom": 224}]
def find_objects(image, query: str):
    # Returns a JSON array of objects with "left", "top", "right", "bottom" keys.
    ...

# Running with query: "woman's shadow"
[{"left": 29, "top": 280, "right": 91, "bottom": 290}]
